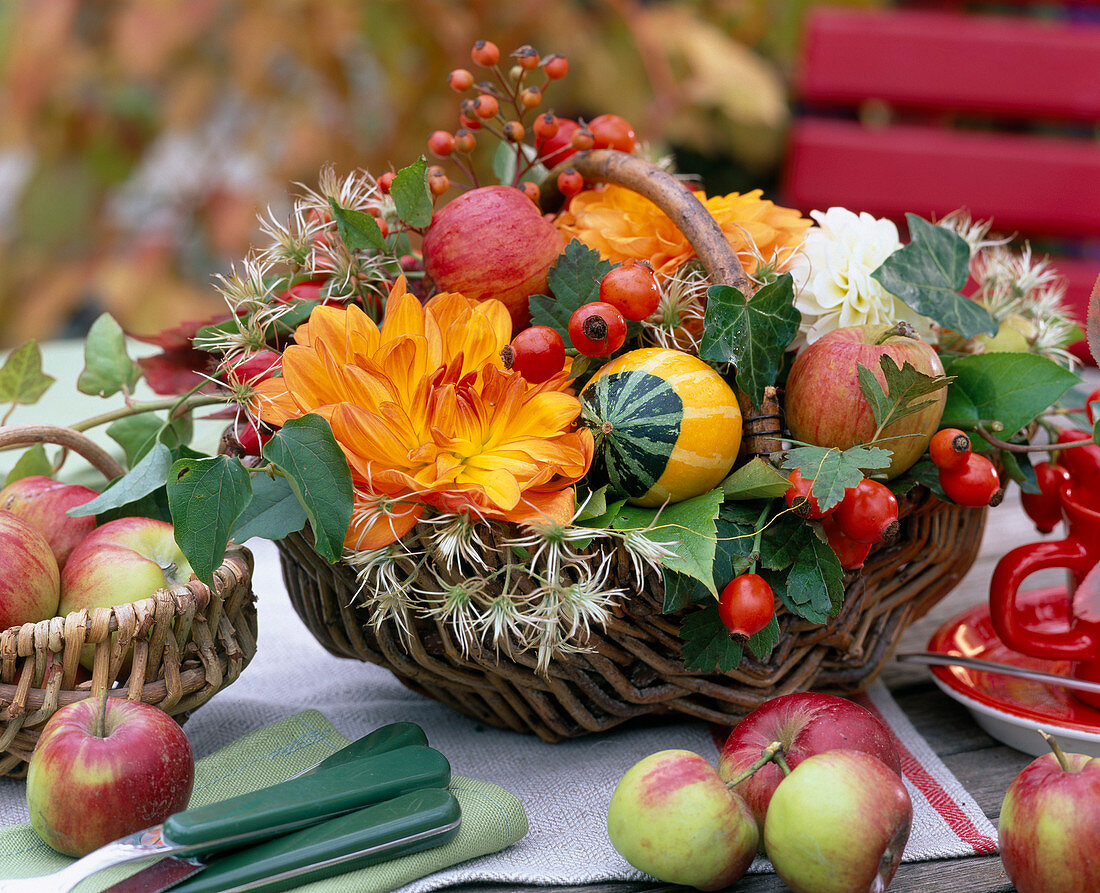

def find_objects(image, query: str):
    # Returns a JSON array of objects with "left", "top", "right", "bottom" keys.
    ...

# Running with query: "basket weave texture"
[
  {"left": 0, "top": 545, "right": 257, "bottom": 776},
  {"left": 276, "top": 486, "right": 985, "bottom": 741}
]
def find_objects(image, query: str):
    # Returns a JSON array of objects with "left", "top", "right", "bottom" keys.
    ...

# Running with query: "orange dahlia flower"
[
  {"left": 555, "top": 184, "right": 811, "bottom": 277},
  {"left": 253, "top": 278, "right": 594, "bottom": 550}
]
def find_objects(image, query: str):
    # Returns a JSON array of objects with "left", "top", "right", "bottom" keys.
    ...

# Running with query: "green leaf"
[
  {"left": 699, "top": 274, "right": 800, "bottom": 406},
  {"left": 69, "top": 443, "right": 174, "bottom": 517},
  {"left": 0, "top": 341, "right": 55, "bottom": 405},
  {"left": 231, "top": 473, "right": 309, "bottom": 541},
  {"left": 721, "top": 457, "right": 791, "bottom": 500},
  {"left": 746, "top": 611, "right": 780, "bottom": 661},
  {"left": 679, "top": 603, "right": 743, "bottom": 673},
  {"left": 759, "top": 514, "right": 814, "bottom": 572},
  {"left": 662, "top": 508, "right": 761, "bottom": 612},
  {"left": 940, "top": 352, "right": 1080, "bottom": 444},
  {"left": 532, "top": 241, "right": 614, "bottom": 341},
  {"left": 609, "top": 489, "right": 723, "bottom": 596},
  {"left": 857, "top": 354, "right": 953, "bottom": 432},
  {"left": 77, "top": 313, "right": 142, "bottom": 397},
  {"left": 107, "top": 413, "right": 193, "bottom": 467},
  {"left": 782, "top": 445, "right": 893, "bottom": 512},
  {"left": 872, "top": 215, "right": 997, "bottom": 339},
  {"left": 4, "top": 444, "right": 53, "bottom": 486},
  {"left": 492, "top": 141, "right": 547, "bottom": 187},
  {"left": 784, "top": 534, "right": 845, "bottom": 619},
  {"left": 262, "top": 414, "right": 353, "bottom": 563},
  {"left": 391, "top": 157, "right": 432, "bottom": 228},
  {"left": 166, "top": 456, "right": 253, "bottom": 586},
  {"left": 328, "top": 198, "right": 386, "bottom": 253}
]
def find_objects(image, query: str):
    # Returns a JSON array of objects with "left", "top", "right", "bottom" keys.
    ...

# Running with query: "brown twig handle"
[
  {"left": 0, "top": 424, "right": 125, "bottom": 481},
  {"left": 546, "top": 149, "right": 756, "bottom": 296}
]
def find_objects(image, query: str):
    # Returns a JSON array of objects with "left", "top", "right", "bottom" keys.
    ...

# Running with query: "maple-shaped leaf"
[
  {"left": 857, "top": 354, "right": 954, "bottom": 432},
  {"left": 782, "top": 445, "right": 892, "bottom": 512},
  {"left": 679, "top": 603, "right": 744, "bottom": 673},
  {"left": 872, "top": 215, "right": 997, "bottom": 339},
  {"left": 699, "top": 274, "right": 800, "bottom": 406},
  {"left": 530, "top": 241, "right": 615, "bottom": 344}
]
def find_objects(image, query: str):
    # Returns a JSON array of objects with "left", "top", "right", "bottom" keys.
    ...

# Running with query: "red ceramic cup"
[{"left": 990, "top": 483, "right": 1100, "bottom": 709}]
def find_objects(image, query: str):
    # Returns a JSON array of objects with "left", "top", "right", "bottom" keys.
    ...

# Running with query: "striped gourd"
[{"left": 579, "top": 348, "right": 742, "bottom": 507}]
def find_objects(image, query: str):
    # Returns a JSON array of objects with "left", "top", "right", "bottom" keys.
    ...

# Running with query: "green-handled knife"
[{"left": 0, "top": 725, "right": 441, "bottom": 893}]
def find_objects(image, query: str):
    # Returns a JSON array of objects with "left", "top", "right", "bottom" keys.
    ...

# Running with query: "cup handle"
[{"left": 989, "top": 537, "right": 1096, "bottom": 660}]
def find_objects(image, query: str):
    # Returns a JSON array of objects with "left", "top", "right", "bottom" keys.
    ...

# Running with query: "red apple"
[
  {"left": 784, "top": 323, "right": 947, "bottom": 477},
  {"left": 26, "top": 696, "right": 194, "bottom": 856},
  {"left": 0, "top": 475, "right": 98, "bottom": 568},
  {"left": 998, "top": 734, "right": 1100, "bottom": 893},
  {"left": 0, "top": 510, "right": 61, "bottom": 629},
  {"left": 607, "top": 749, "right": 758, "bottom": 890},
  {"left": 421, "top": 184, "right": 565, "bottom": 333},
  {"left": 717, "top": 692, "right": 901, "bottom": 838},
  {"left": 764, "top": 749, "right": 912, "bottom": 893}
]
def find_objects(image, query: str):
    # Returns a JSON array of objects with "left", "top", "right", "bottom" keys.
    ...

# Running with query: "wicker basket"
[
  {"left": 0, "top": 425, "right": 258, "bottom": 775},
  {"left": 272, "top": 151, "right": 989, "bottom": 740}
]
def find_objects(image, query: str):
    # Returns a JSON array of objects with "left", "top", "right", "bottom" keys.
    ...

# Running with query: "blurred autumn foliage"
[{"left": 0, "top": 0, "right": 872, "bottom": 348}]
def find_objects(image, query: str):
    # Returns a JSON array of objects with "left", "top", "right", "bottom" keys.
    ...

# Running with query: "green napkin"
[{"left": 0, "top": 710, "right": 527, "bottom": 891}]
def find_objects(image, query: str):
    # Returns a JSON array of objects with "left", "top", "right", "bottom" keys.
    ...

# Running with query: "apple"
[
  {"left": 998, "top": 733, "right": 1100, "bottom": 893},
  {"left": 421, "top": 184, "right": 565, "bottom": 333},
  {"left": 784, "top": 322, "right": 947, "bottom": 478},
  {"left": 27, "top": 696, "right": 194, "bottom": 856},
  {"left": 607, "top": 749, "right": 758, "bottom": 890},
  {"left": 764, "top": 749, "right": 913, "bottom": 893},
  {"left": 0, "top": 510, "right": 61, "bottom": 629},
  {"left": 0, "top": 474, "right": 99, "bottom": 568},
  {"left": 717, "top": 692, "right": 901, "bottom": 839}
]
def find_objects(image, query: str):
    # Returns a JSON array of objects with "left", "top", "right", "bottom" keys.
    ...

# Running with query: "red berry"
[
  {"left": 533, "top": 113, "right": 559, "bottom": 140},
  {"left": 513, "top": 45, "right": 540, "bottom": 70},
  {"left": 447, "top": 68, "right": 474, "bottom": 91},
  {"left": 589, "top": 113, "right": 636, "bottom": 153},
  {"left": 718, "top": 574, "right": 775, "bottom": 637},
  {"left": 568, "top": 302, "right": 627, "bottom": 357},
  {"left": 377, "top": 171, "right": 395, "bottom": 193},
  {"left": 473, "top": 94, "right": 499, "bottom": 119},
  {"left": 502, "top": 326, "right": 565, "bottom": 383},
  {"left": 783, "top": 468, "right": 834, "bottom": 521},
  {"left": 821, "top": 516, "right": 874, "bottom": 571},
  {"left": 519, "top": 86, "right": 542, "bottom": 109},
  {"left": 428, "top": 168, "right": 450, "bottom": 197},
  {"left": 225, "top": 349, "right": 283, "bottom": 388},
  {"left": 1053, "top": 428, "right": 1100, "bottom": 495},
  {"left": 1020, "top": 461, "right": 1071, "bottom": 534},
  {"left": 520, "top": 181, "right": 540, "bottom": 203},
  {"left": 556, "top": 168, "right": 584, "bottom": 198},
  {"left": 536, "top": 117, "right": 579, "bottom": 162},
  {"left": 427, "top": 130, "right": 455, "bottom": 157},
  {"left": 833, "top": 478, "right": 899, "bottom": 544},
  {"left": 471, "top": 40, "right": 500, "bottom": 67},
  {"left": 929, "top": 427, "right": 972, "bottom": 471},
  {"left": 453, "top": 128, "right": 476, "bottom": 153},
  {"left": 542, "top": 53, "right": 569, "bottom": 79},
  {"left": 598, "top": 260, "right": 661, "bottom": 321},
  {"left": 503, "top": 120, "right": 525, "bottom": 142},
  {"left": 235, "top": 422, "right": 271, "bottom": 457},
  {"left": 458, "top": 112, "right": 483, "bottom": 131},
  {"left": 570, "top": 126, "right": 595, "bottom": 151},
  {"left": 938, "top": 453, "right": 1001, "bottom": 507}
]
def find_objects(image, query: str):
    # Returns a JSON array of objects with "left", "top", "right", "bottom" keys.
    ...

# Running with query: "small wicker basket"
[
  {"left": 273, "top": 151, "right": 989, "bottom": 741},
  {"left": 0, "top": 425, "right": 258, "bottom": 775}
]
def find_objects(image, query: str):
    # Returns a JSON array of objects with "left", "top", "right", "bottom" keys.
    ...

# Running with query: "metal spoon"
[{"left": 895, "top": 651, "right": 1100, "bottom": 696}]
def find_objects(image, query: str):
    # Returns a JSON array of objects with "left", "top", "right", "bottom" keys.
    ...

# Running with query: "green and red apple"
[
  {"left": 0, "top": 510, "right": 61, "bottom": 629},
  {"left": 0, "top": 475, "right": 98, "bottom": 568},
  {"left": 27, "top": 697, "right": 194, "bottom": 856}
]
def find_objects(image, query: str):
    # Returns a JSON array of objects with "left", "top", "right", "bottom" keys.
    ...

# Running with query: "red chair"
[{"left": 781, "top": 4, "right": 1100, "bottom": 361}]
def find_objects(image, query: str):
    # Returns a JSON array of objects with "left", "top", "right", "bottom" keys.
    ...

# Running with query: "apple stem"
[
  {"left": 1039, "top": 729, "right": 1072, "bottom": 772},
  {"left": 93, "top": 691, "right": 110, "bottom": 739},
  {"left": 725, "top": 740, "right": 787, "bottom": 787},
  {"left": 774, "top": 751, "right": 793, "bottom": 776},
  {"left": 875, "top": 321, "right": 917, "bottom": 345}
]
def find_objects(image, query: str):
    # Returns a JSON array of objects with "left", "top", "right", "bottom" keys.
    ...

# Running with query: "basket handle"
[{"left": 0, "top": 424, "right": 126, "bottom": 481}]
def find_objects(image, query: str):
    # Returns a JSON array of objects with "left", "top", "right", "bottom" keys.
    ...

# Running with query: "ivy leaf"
[
  {"left": 262, "top": 414, "right": 353, "bottom": 564},
  {"left": 872, "top": 215, "right": 997, "bottom": 338},
  {"left": 69, "top": 443, "right": 174, "bottom": 517},
  {"left": 609, "top": 488, "right": 723, "bottom": 596},
  {"left": 746, "top": 612, "right": 780, "bottom": 661},
  {"left": 699, "top": 274, "right": 800, "bottom": 406},
  {"left": 857, "top": 354, "right": 954, "bottom": 432},
  {"left": 231, "top": 472, "right": 309, "bottom": 541},
  {"left": 166, "top": 456, "right": 254, "bottom": 586},
  {"left": 679, "top": 603, "right": 743, "bottom": 673},
  {"left": 391, "top": 157, "right": 433, "bottom": 228},
  {"left": 721, "top": 457, "right": 791, "bottom": 500},
  {"left": 4, "top": 444, "right": 52, "bottom": 486},
  {"left": 0, "top": 341, "right": 55, "bottom": 405},
  {"left": 77, "top": 313, "right": 142, "bottom": 397},
  {"left": 328, "top": 198, "right": 386, "bottom": 253},
  {"left": 782, "top": 445, "right": 893, "bottom": 512},
  {"left": 784, "top": 534, "right": 845, "bottom": 619},
  {"left": 941, "top": 352, "right": 1080, "bottom": 445}
]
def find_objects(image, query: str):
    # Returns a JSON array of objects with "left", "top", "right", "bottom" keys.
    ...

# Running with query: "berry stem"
[
  {"left": 725, "top": 740, "right": 787, "bottom": 787},
  {"left": 978, "top": 424, "right": 1096, "bottom": 453}
]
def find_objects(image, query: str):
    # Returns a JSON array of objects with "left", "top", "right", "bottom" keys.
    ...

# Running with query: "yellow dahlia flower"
[{"left": 253, "top": 278, "right": 593, "bottom": 550}]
